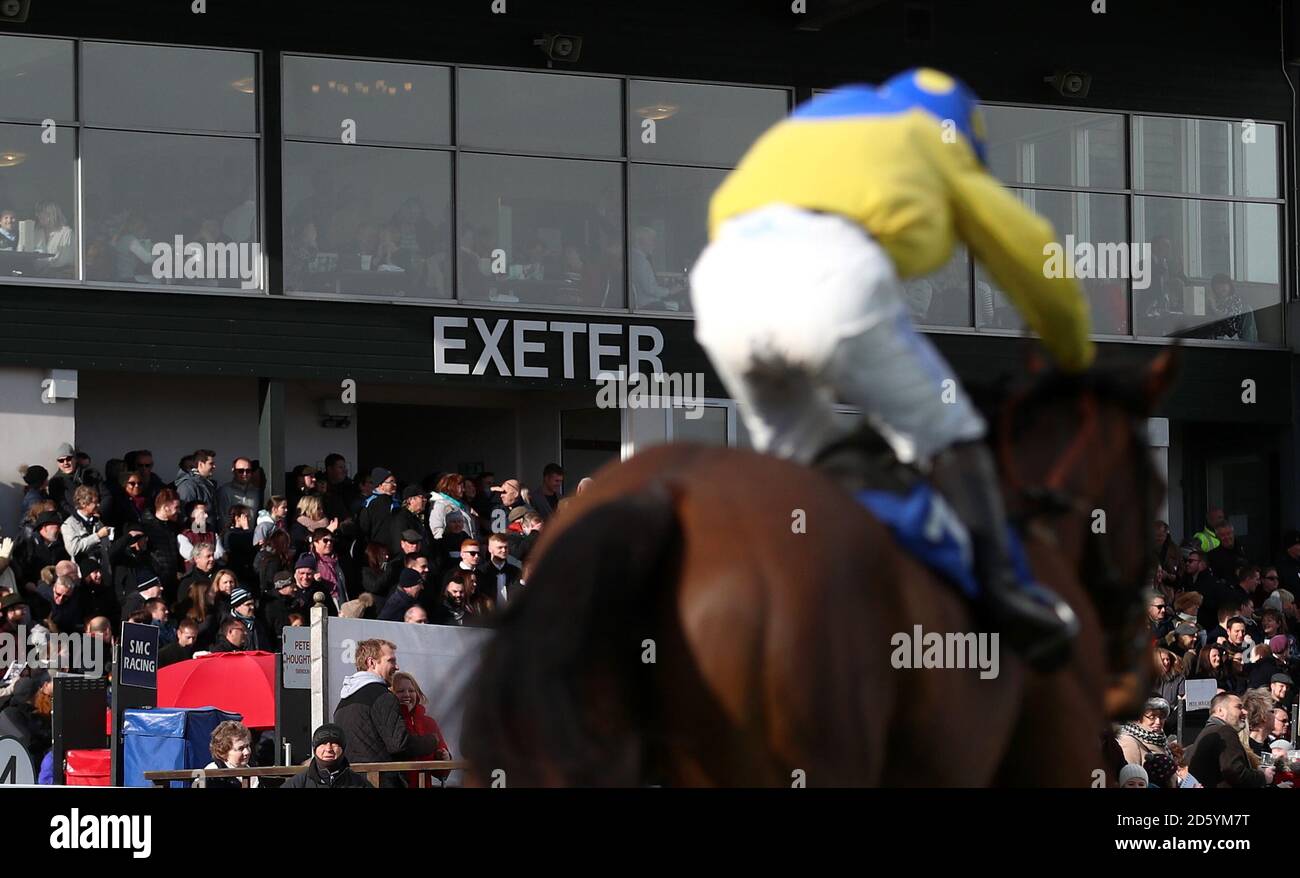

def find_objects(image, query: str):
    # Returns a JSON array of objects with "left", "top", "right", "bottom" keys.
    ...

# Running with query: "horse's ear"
[{"left": 1142, "top": 347, "right": 1180, "bottom": 412}]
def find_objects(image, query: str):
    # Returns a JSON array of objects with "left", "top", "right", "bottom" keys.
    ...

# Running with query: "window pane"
[
  {"left": 672, "top": 406, "right": 727, "bottom": 446},
  {"left": 905, "top": 246, "right": 971, "bottom": 328},
  {"left": 457, "top": 153, "right": 624, "bottom": 308},
  {"left": 83, "top": 130, "right": 259, "bottom": 287},
  {"left": 283, "top": 56, "right": 450, "bottom": 145},
  {"left": 628, "top": 164, "right": 723, "bottom": 313},
  {"left": 0, "top": 123, "right": 77, "bottom": 279},
  {"left": 0, "top": 36, "right": 74, "bottom": 122},
  {"left": 976, "top": 190, "right": 1129, "bottom": 336},
  {"left": 83, "top": 42, "right": 257, "bottom": 133},
  {"left": 458, "top": 69, "right": 620, "bottom": 156},
  {"left": 984, "top": 106, "right": 1124, "bottom": 189},
  {"left": 283, "top": 142, "right": 451, "bottom": 299},
  {"left": 629, "top": 81, "right": 787, "bottom": 166},
  {"left": 1133, "top": 196, "right": 1280, "bottom": 343},
  {"left": 1134, "top": 117, "right": 1279, "bottom": 198}
]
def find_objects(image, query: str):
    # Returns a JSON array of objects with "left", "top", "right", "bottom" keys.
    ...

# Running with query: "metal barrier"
[{"left": 144, "top": 759, "right": 469, "bottom": 788}]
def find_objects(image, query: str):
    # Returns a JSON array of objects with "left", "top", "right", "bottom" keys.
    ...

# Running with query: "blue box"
[{"left": 122, "top": 707, "right": 242, "bottom": 788}]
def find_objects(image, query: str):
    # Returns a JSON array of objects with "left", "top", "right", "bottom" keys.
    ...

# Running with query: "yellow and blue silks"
[{"left": 708, "top": 68, "right": 1095, "bottom": 373}]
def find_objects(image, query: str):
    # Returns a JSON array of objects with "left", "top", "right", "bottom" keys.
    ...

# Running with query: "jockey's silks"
[{"left": 708, "top": 85, "right": 1096, "bottom": 373}]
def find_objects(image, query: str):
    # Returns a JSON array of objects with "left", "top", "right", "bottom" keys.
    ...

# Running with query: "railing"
[{"left": 144, "top": 760, "right": 470, "bottom": 788}]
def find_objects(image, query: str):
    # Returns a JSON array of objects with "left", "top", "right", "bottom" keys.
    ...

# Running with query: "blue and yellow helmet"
[{"left": 879, "top": 68, "right": 988, "bottom": 166}]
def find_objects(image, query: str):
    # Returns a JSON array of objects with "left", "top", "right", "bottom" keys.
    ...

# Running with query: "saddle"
[{"left": 812, "top": 424, "right": 1033, "bottom": 601}]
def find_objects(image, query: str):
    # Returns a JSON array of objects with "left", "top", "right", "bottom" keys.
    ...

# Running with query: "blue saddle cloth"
[{"left": 855, "top": 482, "right": 1034, "bottom": 600}]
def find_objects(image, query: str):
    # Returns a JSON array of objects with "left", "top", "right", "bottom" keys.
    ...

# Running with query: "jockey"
[{"left": 690, "top": 68, "right": 1094, "bottom": 670}]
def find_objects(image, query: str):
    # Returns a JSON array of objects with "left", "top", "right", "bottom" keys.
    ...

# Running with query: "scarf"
[
  {"left": 1118, "top": 722, "right": 1169, "bottom": 751},
  {"left": 234, "top": 611, "right": 256, "bottom": 641}
]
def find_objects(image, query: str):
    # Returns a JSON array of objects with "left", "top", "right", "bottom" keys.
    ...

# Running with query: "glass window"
[
  {"left": 283, "top": 56, "right": 450, "bottom": 145},
  {"left": 984, "top": 106, "right": 1124, "bottom": 190},
  {"left": 82, "top": 42, "right": 257, "bottom": 133},
  {"left": 629, "top": 81, "right": 788, "bottom": 167},
  {"left": 976, "top": 190, "right": 1129, "bottom": 336},
  {"left": 1133, "top": 196, "right": 1280, "bottom": 343},
  {"left": 0, "top": 36, "right": 75, "bottom": 122},
  {"left": 906, "top": 246, "right": 971, "bottom": 328},
  {"left": 283, "top": 142, "right": 452, "bottom": 299},
  {"left": 628, "top": 164, "right": 724, "bottom": 313},
  {"left": 0, "top": 122, "right": 77, "bottom": 279},
  {"left": 456, "top": 153, "right": 624, "bottom": 308},
  {"left": 458, "top": 68, "right": 620, "bottom": 156},
  {"left": 1134, "top": 116, "right": 1279, "bottom": 198},
  {"left": 82, "top": 129, "right": 259, "bottom": 287},
  {"left": 672, "top": 405, "right": 728, "bottom": 445}
]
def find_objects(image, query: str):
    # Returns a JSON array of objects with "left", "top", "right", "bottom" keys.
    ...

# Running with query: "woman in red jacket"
[{"left": 392, "top": 671, "right": 451, "bottom": 787}]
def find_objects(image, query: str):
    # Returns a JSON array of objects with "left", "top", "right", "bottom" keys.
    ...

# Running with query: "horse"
[{"left": 461, "top": 353, "right": 1176, "bottom": 786}]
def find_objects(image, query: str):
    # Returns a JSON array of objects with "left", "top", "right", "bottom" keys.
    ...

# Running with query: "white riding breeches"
[{"left": 690, "top": 204, "right": 987, "bottom": 466}]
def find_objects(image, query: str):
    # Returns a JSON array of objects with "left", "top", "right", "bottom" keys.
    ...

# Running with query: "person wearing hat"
[
  {"left": 283, "top": 723, "right": 372, "bottom": 788},
  {"left": 12, "top": 511, "right": 70, "bottom": 588},
  {"left": 1115, "top": 697, "right": 1173, "bottom": 767},
  {"left": 119, "top": 570, "right": 163, "bottom": 620},
  {"left": 290, "top": 554, "right": 339, "bottom": 617},
  {"left": 358, "top": 468, "right": 400, "bottom": 547},
  {"left": 263, "top": 570, "right": 304, "bottom": 647},
  {"left": 378, "top": 568, "right": 425, "bottom": 623},
  {"left": 0, "top": 591, "right": 31, "bottom": 638},
  {"left": 20, "top": 465, "right": 49, "bottom": 521},
  {"left": 1268, "top": 738, "right": 1296, "bottom": 787},
  {"left": 1117, "top": 763, "right": 1149, "bottom": 789},
  {"left": 386, "top": 485, "right": 430, "bottom": 559},
  {"left": 48, "top": 441, "right": 95, "bottom": 520},
  {"left": 226, "top": 586, "right": 270, "bottom": 651},
  {"left": 1270, "top": 673, "right": 1296, "bottom": 712},
  {"left": 1142, "top": 752, "right": 1177, "bottom": 789},
  {"left": 1248, "top": 634, "right": 1294, "bottom": 689}
]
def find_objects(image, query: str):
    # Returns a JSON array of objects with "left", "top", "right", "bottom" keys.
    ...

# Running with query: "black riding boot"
[{"left": 928, "top": 440, "right": 1079, "bottom": 671}]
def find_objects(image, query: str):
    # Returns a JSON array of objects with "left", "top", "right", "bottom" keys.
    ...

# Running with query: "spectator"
[
  {"left": 1117, "top": 763, "right": 1149, "bottom": 789},
  {"left": 391, "top": 670, "right": 450, "bottom": 787},
  {"left": 254, "top": 496, "right": 289, "bottom": 546},
  {"left": 433, "top": 577, "right": 468, "bottom": 626},
  {"left": 212, "top": 617, "right": 248, "bottom": 652},
  {"left": 178, "top": 503, "right": 223, "bottom": 564},
  {"left": 1162, "top": 623, "right": 1199, "bottom": 675},
  {"left": 221, "top": 505, "right": 257, "bottom": 584},
  {"left": 76, "top": 556, "right": 118, "bottom": 623},
  {"left": 1276, "top": 530, "right": 1300, "bottom": 595},
  {"left": 1169, "top": 741, "right": 1202, "bottom": 788},
  {"left": 378, "top": 568, "right": 424, "bottom": 622},
  {"left": 332, "top": 639, "right": 440, "bottom": 787},
  {"left": 1183, "top": 551, "right": 1223, "bottom": 629},
  {"left": 60, "top": 485, "right": 111, "bottom": 571},
  {"left": 1259, "top": 566, "right": 1281, "bottom": 604},
  {"left": 120, "top": 571, "right": 163, "bottom": 621},
  {"left": 216, "top": 457, "right": 262, "bottom": 532},
  {"left": 488, "top": 478, "right": 526, "bottom": 520},
  {"left": 282, "top": 723, "right": 372, "bottom": 788},
  {"left": 20, "top": 465, "right": 49, "bottom": 521},
  {"left": 527, "top": 463, "right": 565, "bottom": 521},
  {"left": 48, "top": 442, "right": 99, "bottom": 520},
  {"left": 291, "top": 495, "right": 336, "bottom": 554},
  {"left": 36, "top": 574, "right": 80, "bottom": 633},
  {"left": 1142, "top": 753, "right": 1177, "bottom": 790},
  {"left": 0, "top": 677, "right": 51, "bottom": 772},
  {"left": 1248, "top": 635, "right": 1294, "bottom": 688},
  {"left": 141, "top": 488, "right": 184, "bottom": 601},
  {"left": 301, "top": 529, "right": 348, "bottom": 609},
  {"left": 1268, "top": 739, "right": 1296, "bottom": 787},
  {"left": 1206, "top": 520, "right": 1248, "bottom": 583},
  {"left": 403, "top": 606, "right": 428, "bottom": 624},
  {"left": 321, "top": 454, "right": 359, "bottom": 525},
  {"left": 1192, "top": 508, "right": 1225, "bottom": 554},
  {"left": 1192, "top": 643, "right": 1240, "bottom": 694},
  {"left": 208, "top": 568, "right": 239, "bottom": 621},
  {"left": 264, "top": 571, "right": 306, "bottom": 644},
  {"left": 197, "top": 720, "right": 258, "bottom": 788},
  {"left": 1242, "top": 686, "right": 1276, "bottom": 759},
  {"left": 360, "top": 542, "right": 400, "bottom": 598},
  {"left": 358, "top": 470, "right": 397, "bottom": 546},
  {"left": 291, "top": 555, "right": 338, "bottom": 616},
  {"left": 107, "top": 468, "right": 150, "bottom": 530},
  {"left": 124, "top": 449, "right": 165, "bottom": 500},
  {"left": 13, "top": 512, "right": 69, "bottom": 589},
  {"left": 1268, "top": 707, "right": 1292, "bottom": 747},
  {"left": 172, "top": 582, "right": 217, "bottom": 649},
  {"left": 178, "top": 543, "right": 219, "bottom": 597},
  {"left": 176, "top": 450, "right": 218, "bottom": 514},
  {"left": 159, "top": 618, "right": 200, "bottom": 667},
  {"left": 388, "top": 486, "right": 430, "bottom": 557},
  {"left": 1145, "top": 588, "right": 1173, "bottom": 641},
  {"left": 1221, "top": 616, "right": 1255, "bottom": 662},
  {"left": 1173, "top": 591, "right": 1202, "bottom": 628},
  {"left": 255, "top": 530, "right": 296, "bottom": 597},
  {"left": 339, "top": 592, "right": 376, "bottom": 619},
  {"left": 429, "top": 474, "right": 479, "bottom": 541},
  {"left": 1270, "top": 673, "right": 1295, "bottom": 712},
  {"left": 1186, "top": 692, "right": 1271, "bottom": 787},
  {"left": 1152, "top": 648, "right": 1185, "bottom": 705},
  {"left": 1116, "top": 696, "right": 1172, "bottom": 766},
  {"left": 226, "top": 587, "right": 270, "bottom": 651},
  {"left": 508, "top": 510, "right": 544, "bottom": 566},
  {"left": 440, "top": 539, "right": 480, "bottom": 590},
  {"left": 286, "top": 464, "right": 322, "bottom": 515},
  {"left": 478, "top": 532, "right": 522, "bottom": 608}
]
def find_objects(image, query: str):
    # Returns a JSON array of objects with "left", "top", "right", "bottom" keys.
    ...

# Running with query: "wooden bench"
[{"left": 144, "top": 760, "right": 470, "bottom": 788}]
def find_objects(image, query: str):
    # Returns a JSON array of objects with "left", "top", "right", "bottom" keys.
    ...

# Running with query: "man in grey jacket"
[
  {"left": 332, "top": 638, "right": 439, "bottom": 787},
  {"left": 175, "top": 449, "right": 218, "bottom": 514}
]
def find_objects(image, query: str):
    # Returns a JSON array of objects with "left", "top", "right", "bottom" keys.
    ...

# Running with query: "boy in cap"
[{"left": 283, "top": 723, "right": 373, "bottom": 788}]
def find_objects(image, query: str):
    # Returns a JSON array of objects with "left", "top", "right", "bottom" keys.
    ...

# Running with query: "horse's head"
[{"left": 991, "top": 350, "right": 1177, "bottom": 717}]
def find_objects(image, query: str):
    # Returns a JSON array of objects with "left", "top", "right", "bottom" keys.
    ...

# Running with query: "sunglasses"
[
  {"left": 126, "top": 481, "right": 141, "bottom": 487},
  {"left": 233, "top": 467, "right": 253, "bottom": 474},
  {"left": 465, "top": 550, "right": 480, "bottom": 556},
  {"left": 316, "top": 538, "right": 333, "bottom": 544},
  {"left": 56, "top": 457, "right": 73, "bottom": 464}
]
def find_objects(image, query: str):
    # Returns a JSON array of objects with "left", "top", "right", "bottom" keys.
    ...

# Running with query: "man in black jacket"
[
  {"left": 13, "top": 513, "right": 69, "bottom": 590},
  {"left": 332, "top": 638, "right": 438, "bottom": 787},
  {"left": 387, "top": 489, "right": 430, "bottom": 558},
  {"left": 1187, "top": 693, "right": 1270, "bottom": 788},
  {"left": 1275, "top": 531, "right": 1300, "bottom": 596},
  {"left": 283, "top": 723, "right": 373, "bottom": 788}
]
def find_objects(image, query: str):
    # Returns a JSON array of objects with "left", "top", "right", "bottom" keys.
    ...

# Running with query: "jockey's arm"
[{"left": 930, "top": 144, "right": 1097, "bottom": 373}]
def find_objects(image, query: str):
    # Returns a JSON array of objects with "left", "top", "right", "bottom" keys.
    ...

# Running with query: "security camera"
[
  {"left": 0, "top": 0, "right": 29, "bottom": 23},
  {"left": 1044, "top": 71, "right": 1091, "bottom": 99},
  {"left": 534, "top": 33, "right": 582, "bottom": 63}
]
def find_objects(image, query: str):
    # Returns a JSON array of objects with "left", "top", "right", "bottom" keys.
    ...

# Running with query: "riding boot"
[{"left": 928, "top": 440, "right": 1080, "bottom": 671}]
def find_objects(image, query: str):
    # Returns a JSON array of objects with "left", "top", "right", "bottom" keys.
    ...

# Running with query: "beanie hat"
[
  {"left": 369, "top": 467, "right": 392, "bottom": 486},
  {"left": 312, "top": 723, "right": 346, "bottom": 749},
  {"left": 1269, "top": 635, "right": 1289, "bottom": 655},
  {"left": 399, "top": 568, "right": 424, "bottom": 589},
  {"left": 1118, "top": 763, "right": 1149, "bottom": 787},
  {"left": 230, "top": 587, "right": 255, "bottom": 610},
  {"left": 135, "top": 571, "right": 161, "bottom": 593}
]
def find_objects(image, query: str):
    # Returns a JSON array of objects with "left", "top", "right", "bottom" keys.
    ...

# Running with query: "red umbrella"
[{"left": 157, "top": 651, "right": 278, "bottom": 729}]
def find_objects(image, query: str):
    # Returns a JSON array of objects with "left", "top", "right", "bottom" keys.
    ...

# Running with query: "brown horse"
[{"left": 462, "top": 354, "right": 1175, "bottom": 786}]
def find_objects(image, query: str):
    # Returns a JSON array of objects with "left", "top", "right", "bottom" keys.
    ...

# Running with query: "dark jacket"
[
  {"left": 175, "top": 470, "right": 217, "bottom": 514},
  {"left": 332, "top": 675, "right": 439, "bottom": 788},
  {"left": 158, "top": 640, "right": 196, "bottom": 668},
  {"left": 12, "top": 534, "right": 69, "bottom": 587},
  {"left": 262, "top": 591, "right": 307, "bottom": 648},
  {"left": 386, "top": 507, "right": 430, "bottom": 557},
  {"left": 360, "top": 559, "right": 401, "bottom": 597},
  {"left": 1275, "top": 552, "right": 1300, "bottom": 597},
  {"left": 1187, "top": 717, "right": 1267, "bottom": 788},
  {"left": 476, "top": 558, "right": 523, "bottom": 606},
  {"left": 378, "top": 587, "right": 419, "bottom": 623},
  {"left": 358, "top": 493, "right": 399, "bottom": 547},
  {"left": 282, "top": 755, "right": 373, "bottom": 789},
  {"left": 141, "top": 512, "right": 183, "bottom": 600},
  {"left": 36, "top": 582, "right": 82, "bottom": 632},
  {"left": 1206, "top": 541, "right": 1249, "bottom": 584}
]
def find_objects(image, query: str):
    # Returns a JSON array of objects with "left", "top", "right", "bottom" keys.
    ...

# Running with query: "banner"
[{"left": 312, "top": 616, "right": 492, "bottom": 785}]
